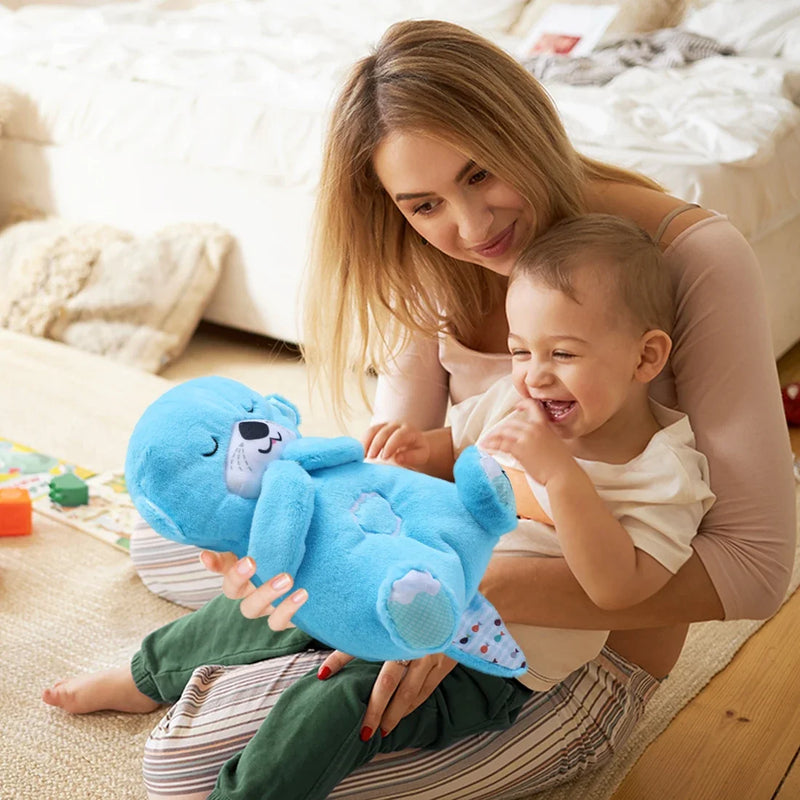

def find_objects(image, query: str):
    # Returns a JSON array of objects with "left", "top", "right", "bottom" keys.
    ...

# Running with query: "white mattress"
[{"left": 0, "top": 0, "right": 799, "bottom": 350}]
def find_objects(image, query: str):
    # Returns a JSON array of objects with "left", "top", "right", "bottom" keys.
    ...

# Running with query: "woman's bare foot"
[{"left": 42, "top": 665, "right": 161, "bottom": 714}]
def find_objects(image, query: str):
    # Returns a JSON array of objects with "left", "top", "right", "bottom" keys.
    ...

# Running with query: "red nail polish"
[
  {"left": 380, "top": 728, "right": 389, "bottom": 738},
  {"left": 317, "top": 666, "right": 331, "bottom": 681},
  {"left": 359, "top": 726, "right": 373, "bottom": 742}
]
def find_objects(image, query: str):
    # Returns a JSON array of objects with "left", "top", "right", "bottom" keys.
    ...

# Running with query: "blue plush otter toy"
[{"left": 125, "top": 376, "right": 525, "bottom": 678}]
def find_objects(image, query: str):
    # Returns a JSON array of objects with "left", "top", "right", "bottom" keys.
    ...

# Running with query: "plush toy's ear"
[{"left": 265, "top": 393, "right": 301, "bottom": 428}]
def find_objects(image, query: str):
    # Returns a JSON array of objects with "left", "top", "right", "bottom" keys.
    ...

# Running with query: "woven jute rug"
[
  {"left": 1, "top": 329, "right": 797, "bottom": 800},
  {"left": 1, "top": 490, "right": 797, "bottom": 800}
]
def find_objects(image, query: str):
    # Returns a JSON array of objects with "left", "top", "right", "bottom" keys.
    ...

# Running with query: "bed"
[{"left": 0, "top": 0, "right": 798, "bottom": 357}]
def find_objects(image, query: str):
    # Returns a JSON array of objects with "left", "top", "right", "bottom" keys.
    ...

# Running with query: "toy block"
[
  {"left": 0, "top": 487, "right": 33, "bottom": 536},
  {"left": 49, "top": 472, "right": 89, "bottom": 507}
]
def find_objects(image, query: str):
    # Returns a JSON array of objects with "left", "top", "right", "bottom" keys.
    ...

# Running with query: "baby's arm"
[
  {"left": 480, "top": 408, "right": 671, "bottom": 611},
  {"left": 545, "top": 468, "right": 673, "bottom": 610},
  {"left": 363, "top": 421, "right": 456, "bottom": 480}
]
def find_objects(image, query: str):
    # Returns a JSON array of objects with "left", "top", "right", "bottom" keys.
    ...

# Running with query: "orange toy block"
[{"left": 0, "top": 488, "right": 33, "bottom": 536}]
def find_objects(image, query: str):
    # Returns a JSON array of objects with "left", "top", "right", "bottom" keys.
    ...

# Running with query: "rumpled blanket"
[{"left": 522, "top": 28, "right": 736, "bottom": 86}]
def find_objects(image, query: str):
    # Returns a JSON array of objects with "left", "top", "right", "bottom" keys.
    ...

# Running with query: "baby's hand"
[
  {"left": 479, "top": 400, "right": 573, "bottom": 485},
  {"left": 362, "top": 421, "right": 431, "bottom": 469}
]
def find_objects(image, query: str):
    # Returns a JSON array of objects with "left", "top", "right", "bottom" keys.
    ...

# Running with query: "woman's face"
[{"left": 372, "top": 132, "right": 536, "bottom": 276}]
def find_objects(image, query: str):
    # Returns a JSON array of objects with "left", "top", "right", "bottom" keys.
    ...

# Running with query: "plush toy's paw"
[
  {"left": 453, "top": 446, "right": 517, "bottom": 535},
  {"left": 446, "top": 593, "right": 527, "bottom": 679},
  {"left": 382, "top": 569, "right": 457, "bottom": 651}
]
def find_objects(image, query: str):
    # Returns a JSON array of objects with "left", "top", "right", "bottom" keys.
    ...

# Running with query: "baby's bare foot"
[{"left": 42, "top": 665, "right": 161, "bottom": 714}]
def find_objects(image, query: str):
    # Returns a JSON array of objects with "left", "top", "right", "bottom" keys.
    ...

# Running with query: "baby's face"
[{"left": 506, "top": 271, "right": 645, "bottom": 441}]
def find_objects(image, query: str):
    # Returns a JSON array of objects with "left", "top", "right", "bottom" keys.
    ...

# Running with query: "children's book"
[
  {"left": 0, "top": 437, "right": 141, "bottom": 552},
  {"left": 517, "top": 3, "right": 619, "bottom": 58}
]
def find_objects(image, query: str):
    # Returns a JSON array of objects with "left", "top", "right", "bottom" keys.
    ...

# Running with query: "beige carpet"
[{"left": 1, "top": 327, "right": 797, "bottom": 800}]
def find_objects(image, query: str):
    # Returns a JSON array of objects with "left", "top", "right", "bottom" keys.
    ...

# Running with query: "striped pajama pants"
[{"left": 131, "top": 526, "right": 660, "bottom": 800}]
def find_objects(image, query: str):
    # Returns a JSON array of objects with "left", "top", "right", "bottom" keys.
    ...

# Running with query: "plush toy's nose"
[{"left": 239, "top": 421, "right": 270, "bottom": 440}]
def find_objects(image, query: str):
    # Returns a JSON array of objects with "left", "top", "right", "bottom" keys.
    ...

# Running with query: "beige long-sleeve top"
[{"left": 372, "top": 215, "right": 796, "bottom": 621}]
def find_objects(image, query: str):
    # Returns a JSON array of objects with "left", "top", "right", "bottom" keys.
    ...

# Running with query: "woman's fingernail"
[
  {"left": 291, "top": 589, "right": 308, "bottom": 604},
  {"left": 236, "top": 558, "right": 254, "bottom": 575},
  {"left": 317, "top": 665, "right": 332, "bottom": 681},
  {"left": 359, "top": 726, "right": 373, "bottom": 742},
  {"left": 381, "top": 728, "right": 389, "bottom": 738},
  {"left": 271, "top": 574, "right": 291, "bottom": 591}
]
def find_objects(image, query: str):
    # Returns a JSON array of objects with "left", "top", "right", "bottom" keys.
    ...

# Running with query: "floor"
[
  {"left": 611, "top": 341, "right": 800, "bottom": 800},
  {"left": 161, "top": 322, "right": 376, "bottom": 436},
  {"left": 170, "top": 322, "right": 800, "bottom": 799}
]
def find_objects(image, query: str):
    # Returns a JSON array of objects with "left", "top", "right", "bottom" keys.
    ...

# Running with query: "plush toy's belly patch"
[{"left": 350, "top": 491, "right": 402, "bottom": 536}]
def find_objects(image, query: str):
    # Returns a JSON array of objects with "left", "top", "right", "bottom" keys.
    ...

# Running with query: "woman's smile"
[
  {"left": 472, "top": 222, "right": 517, "bottom": 259},
  {"left": 372, "top": 132, "right": 534, "bottom": 275}
]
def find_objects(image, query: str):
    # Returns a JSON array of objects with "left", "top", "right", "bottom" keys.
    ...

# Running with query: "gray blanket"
[{"left": 521, "top": 28, "right": 736, "bottom": 86}]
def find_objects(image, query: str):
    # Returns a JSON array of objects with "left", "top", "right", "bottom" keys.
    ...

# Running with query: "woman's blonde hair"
[{"left": 302, "top": 19, "right": 663, "bottom": 420}]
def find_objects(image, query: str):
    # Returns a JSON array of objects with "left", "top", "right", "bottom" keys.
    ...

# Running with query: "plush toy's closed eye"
[{"left": 202, "top": 437, "right": 220, "bottom": 457}]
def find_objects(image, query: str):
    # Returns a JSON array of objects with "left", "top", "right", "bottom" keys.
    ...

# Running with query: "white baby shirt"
[{"left": 450, "top": 374, "right": 715, "bottom": 690}]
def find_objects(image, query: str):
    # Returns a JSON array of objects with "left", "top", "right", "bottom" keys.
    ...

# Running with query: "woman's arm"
[
  {"left": 658, "top": 220, "right": 796, "bottom": 620},
  {"left": 481, "top": 550, "right": 724, "bottom": 630},
  {"left": 371, "top": 332, "right": 450, "bottom": 429}
]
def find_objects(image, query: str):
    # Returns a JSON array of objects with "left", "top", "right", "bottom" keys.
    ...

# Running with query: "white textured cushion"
[{"left": 0, "top": 217, "right": 230, "bottom": 371}]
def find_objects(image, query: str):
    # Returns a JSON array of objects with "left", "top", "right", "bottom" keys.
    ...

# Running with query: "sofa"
[{"left": 0, "top": 0, "right": 798, "bottom": 356}]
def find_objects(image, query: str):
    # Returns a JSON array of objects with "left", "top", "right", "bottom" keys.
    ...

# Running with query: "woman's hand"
[
  {"left": 200, "top": 551, "right": 307, "bottom": 630},
  {"left": 317, "top": 650, "right": 457, "bottom": 739}
]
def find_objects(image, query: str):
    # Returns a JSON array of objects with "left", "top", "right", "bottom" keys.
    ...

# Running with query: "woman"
[{"left": 75, "top": 18, "right": 795, "bottom": 800}]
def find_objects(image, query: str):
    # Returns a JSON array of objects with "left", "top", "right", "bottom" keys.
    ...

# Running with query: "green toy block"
[{"left": 49, "top": 472, "right": 89, "bottom": 507}]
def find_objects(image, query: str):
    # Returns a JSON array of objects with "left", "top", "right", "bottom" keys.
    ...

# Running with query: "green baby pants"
[{"left": 131, "top": 594, "right": 531, "bottom": 800}]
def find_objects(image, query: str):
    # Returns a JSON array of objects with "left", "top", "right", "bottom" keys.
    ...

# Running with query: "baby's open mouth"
[{"left": 540, "top": 400, "right": 576, "bottom": 421}]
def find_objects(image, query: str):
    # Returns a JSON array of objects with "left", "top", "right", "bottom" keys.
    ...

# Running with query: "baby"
[{"left": 366, "top": 213, "right": 716, "bottom": 689}]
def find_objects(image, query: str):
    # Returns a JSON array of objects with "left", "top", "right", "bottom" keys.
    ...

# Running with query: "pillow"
[
  {"left": 0, "top": 218, "right": 230, "bottom": 372},
  {"left": 511, "top": 0, "right": 690, "bottom": 40},
  {"left": 683, "top": 0, "right": 800, "bottom": 57}
]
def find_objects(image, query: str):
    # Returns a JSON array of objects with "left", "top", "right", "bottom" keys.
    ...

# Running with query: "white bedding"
[
  {"left": 0, "top": 0, "right": 799, "bottom": 350},
  {"left": 0, "top": 0, "right": 526, "bottom": 187},
  {"left": 549, "top": 56, "right": 800, "bottom": 240},
  {"left": 684, "top": 0, "right": 800, "bottom": 59}
]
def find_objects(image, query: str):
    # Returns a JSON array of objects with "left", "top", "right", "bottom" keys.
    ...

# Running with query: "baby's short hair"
[{"left": 512, "top": 213, "right": 674, "bottom": 334}]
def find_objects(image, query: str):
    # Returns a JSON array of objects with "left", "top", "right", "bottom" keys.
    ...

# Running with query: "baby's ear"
[
  {"left": 265, "top": 393, "right": 301, "bottom": 428},
  {"left": 635, "top": 329, "right": 672, "bottom": 383}
]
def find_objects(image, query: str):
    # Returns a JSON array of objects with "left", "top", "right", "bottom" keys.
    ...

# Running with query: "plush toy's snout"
[{"left": 226, "top": 418, "right": 297, "bottom": 498}]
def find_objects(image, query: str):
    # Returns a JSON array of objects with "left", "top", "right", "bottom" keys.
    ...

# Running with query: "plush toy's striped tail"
[{"left": 446, "top": 593, "right": 527, "bottom": 679}]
